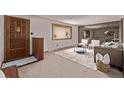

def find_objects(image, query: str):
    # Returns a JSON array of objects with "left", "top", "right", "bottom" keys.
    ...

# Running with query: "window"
[{"left": 52, "top": 24, "right": 72, "bottom": 40}]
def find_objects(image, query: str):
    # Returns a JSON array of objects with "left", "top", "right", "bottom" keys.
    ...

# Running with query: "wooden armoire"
[{"left": 4, "top": 16, "right": 30, "bottom": 62}]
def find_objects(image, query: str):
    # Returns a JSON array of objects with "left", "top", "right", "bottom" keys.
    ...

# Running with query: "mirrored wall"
[{"left": 78, "top": 20, "right": 123, "bottom": 43}]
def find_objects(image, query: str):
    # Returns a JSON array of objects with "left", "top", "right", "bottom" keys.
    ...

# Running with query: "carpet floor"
[{"left": 18, "top": 51, "right": 122, "bottom": 78}]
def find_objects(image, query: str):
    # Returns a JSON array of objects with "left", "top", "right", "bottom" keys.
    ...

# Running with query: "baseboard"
[{"left": 46, "top": 46, "right": 74, "bottom": 52}]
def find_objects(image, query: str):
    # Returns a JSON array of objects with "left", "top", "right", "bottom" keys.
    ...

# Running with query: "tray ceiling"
[{"left": 38, "top": 15, "right": 121, "bottom": 25}]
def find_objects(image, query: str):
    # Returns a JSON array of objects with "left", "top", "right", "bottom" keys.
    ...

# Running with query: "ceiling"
[{"left": 38, "top": 15, "right": 122, "bottom": 25}]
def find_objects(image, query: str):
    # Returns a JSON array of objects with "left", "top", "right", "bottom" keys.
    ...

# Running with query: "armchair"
[
  {"left": 78, "top": 39, "right": 89, "bottom": 47},
  {"left": 89, "top": 40, "right": 100, "bottom": 47}
]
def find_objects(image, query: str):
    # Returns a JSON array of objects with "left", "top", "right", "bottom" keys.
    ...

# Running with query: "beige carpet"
[
  {"left": 18, "top": 51, "right": 122, "bottom": 78},
  {"left": 55, "top": 48, "right": 97, "bottom": 70}
]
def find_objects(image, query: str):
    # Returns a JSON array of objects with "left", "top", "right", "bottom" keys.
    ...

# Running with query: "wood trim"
[
  {"left": 26, "top": 19, "right": 30, "bottom": 57},
  {"left": 52, "top": 24, "right": 72, "bottom": 40}
]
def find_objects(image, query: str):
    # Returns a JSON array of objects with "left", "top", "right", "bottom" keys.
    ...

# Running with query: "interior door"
[{"left": 4, "top": 16, "right": 30, "bottom": 62}]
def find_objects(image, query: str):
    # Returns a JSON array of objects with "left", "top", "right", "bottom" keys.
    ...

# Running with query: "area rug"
[
  {"left": 2, "top": 56, "right": 38, "bottom": 68},
  {"left": 55, "top": 48, "right": 97, "bottom": 70}
]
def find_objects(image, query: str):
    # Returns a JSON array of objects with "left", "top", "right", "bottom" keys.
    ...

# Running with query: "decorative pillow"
[
  {"left": 103, "top": 54, "right": 110, "bottom": 65},
  {"left": 96, "top": 53, "right": 103, "bottom": 62},
  {"left": 0, "top": 70, "right": 6, "bottom": 78},
  {"left": 96, "top": 53, "right": 110, "bottom": 65}
]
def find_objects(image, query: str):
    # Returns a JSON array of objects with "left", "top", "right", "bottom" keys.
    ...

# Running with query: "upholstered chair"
[
  {"left": 89, "top": 40, "right": 100, "bottom": 47},
  {"left": 78, "top": 39, "right": 89, "bottom": 47}
]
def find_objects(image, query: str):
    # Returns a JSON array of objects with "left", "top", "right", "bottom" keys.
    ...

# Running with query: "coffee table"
[{"left": 74, "top": 46, "right": 87, "bottom": 54}]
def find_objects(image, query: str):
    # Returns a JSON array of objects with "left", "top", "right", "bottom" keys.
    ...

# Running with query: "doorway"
[{"left": 4, "top": 16, "right": 30, "bottom": 62}]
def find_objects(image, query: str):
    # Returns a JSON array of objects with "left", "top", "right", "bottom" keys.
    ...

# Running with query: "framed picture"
[{"left": 52, "top": 24, "right": 72, "bottom": 40}]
